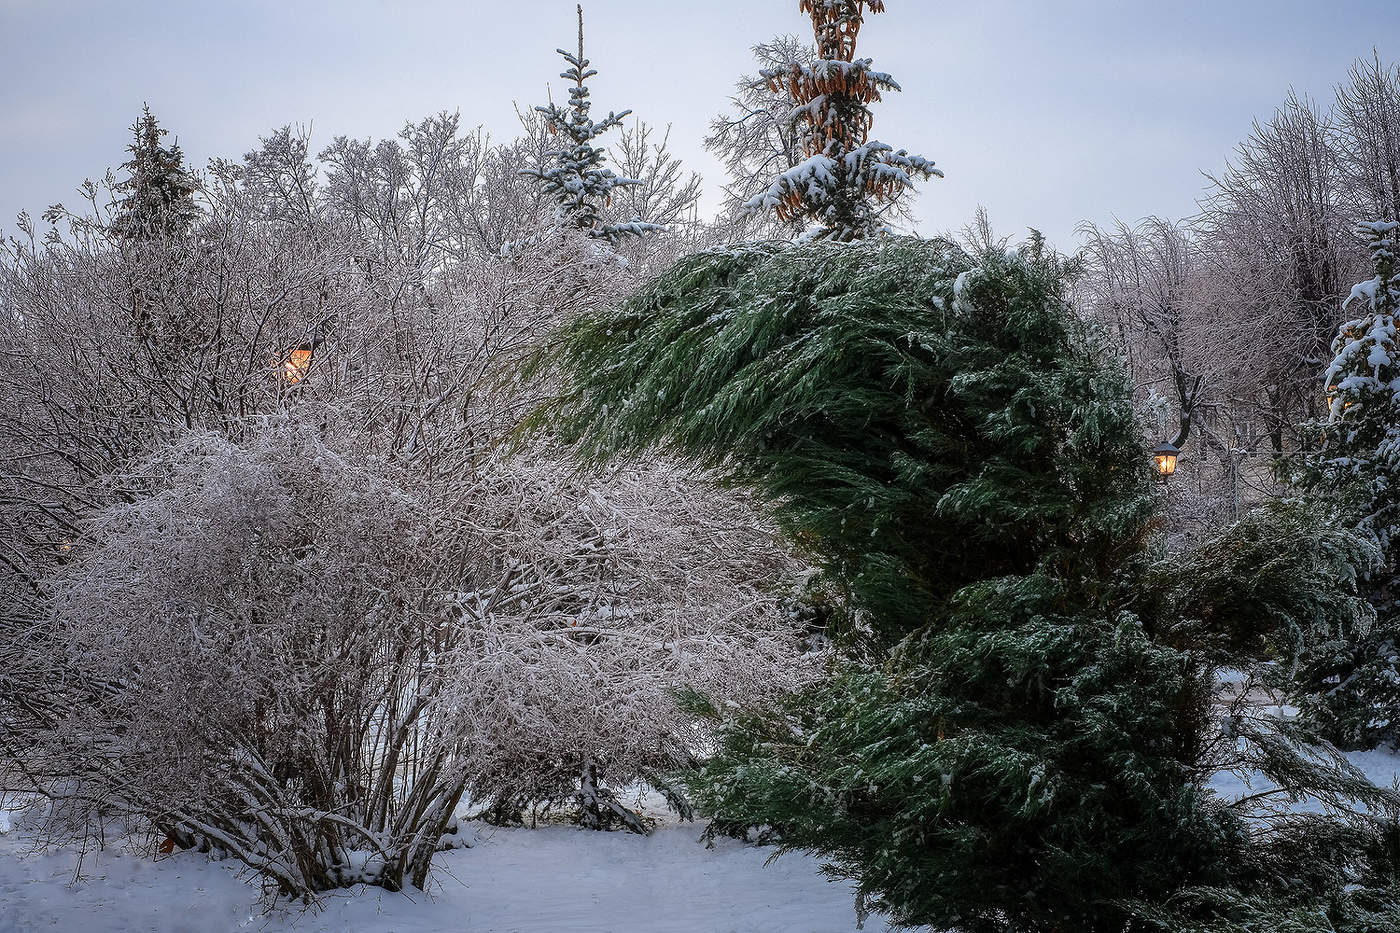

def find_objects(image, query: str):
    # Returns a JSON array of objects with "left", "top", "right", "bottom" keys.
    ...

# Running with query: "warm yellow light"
[
  {"left": 283, "top": 347, "right": 313, "bottom": 384},
  {"left": 1151, "top": 442, "right": 1180, "bottom": 478}
]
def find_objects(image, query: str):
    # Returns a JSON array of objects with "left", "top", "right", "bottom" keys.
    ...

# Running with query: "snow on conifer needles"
[
  {"left": 1290, "top": 219, "right": 1400, "bottom": 750},
  {"left": 1326, "top": 220, "right": 1400, "bottom": 424},
  {"left": 745, "top": 0, "right": 941, "bottom": 241},
  {"left": 522, "top": 5, "right": 662, "bottom": 244}
]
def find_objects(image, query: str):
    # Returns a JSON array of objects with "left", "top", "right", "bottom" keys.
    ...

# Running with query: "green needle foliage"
[
  {"left": 531, "top": 237, "right": 1150, "bottom": 653},
  {"left": 529, "top": 236, "right": 1400, "bottom": 931},
  {"left": 1141, "top": 499, "right": 1381, "bottom": 665},
  {"left": 111, "top": 105, "right": 199, "bottom": 242},
  {"left": 1288, "top": 221, "right": 1400, "bottom": 749}
]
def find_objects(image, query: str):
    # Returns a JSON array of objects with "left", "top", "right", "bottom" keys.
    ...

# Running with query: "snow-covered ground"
[
  {"left": 6, "top": 743, "right": 1397, "bottom": 933},
  {"left": 1208, "top": 670, "right": 1400, "bottom": 808},
  {"left": 1209, "top": 746, "right": 1400, "bottom": 810},
  {"left": 1346, "top": 747, "right": 1400, "bottom": 788},
  {"left": 0, "top": 820, "right": 880, "bottom": 933}
]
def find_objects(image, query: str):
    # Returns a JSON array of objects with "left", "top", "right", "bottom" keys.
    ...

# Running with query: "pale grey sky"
[{"left": 2, "top": 0, "right": 1398, "bottom": 247}]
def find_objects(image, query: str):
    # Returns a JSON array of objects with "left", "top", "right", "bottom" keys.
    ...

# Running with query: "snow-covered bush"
[
  {"left": 30, "top": 420, "right": 812, "bottom": 874},
  {"left": 0, "top": 98, "right": 817, "bottom": 900},
  {"left": 39, "top": 419, "right": 467, "bottom": 895},
  {"left": 443, "top": 454, "right": 812, "bottom": 830}
]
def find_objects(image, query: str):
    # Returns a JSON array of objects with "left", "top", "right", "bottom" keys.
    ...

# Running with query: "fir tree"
[
  {"left": 1322, "top": 219, "right": 1400, "bottom": 550},
  {"left": 110, "top": 105, "right": 199, "bottom": 241},
  {"left": 532, "top": 237, "right": 1400, "bottom": 931},
  {"left": 745, "top": 1, "right": 942, "bottom": 241},
  {"left": 523, "top": 5, "right": 659, "bottom": 244},
  {"left": 1293, "top": 219, "right": 1400, "bottom": 748}
]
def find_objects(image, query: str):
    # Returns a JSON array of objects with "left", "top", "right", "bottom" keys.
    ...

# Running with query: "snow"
[
  {"left": 1214, "top": 667, "right": 1249, "bottom": 685},
  {"left": 0, "top": 822, "right": 881, "bottom": 933},
  {"left": 745, "top": 143, "right": 941, "bottom": 220},
  {"left": 1347, "top": 747, "right": 1400, "bottom": 788},
  {"left": 1208, "top": 744, "right": 1400, "bottom": 813},
  {"left": 13, "top": 744, "right": 1395, "bottom": 933}
]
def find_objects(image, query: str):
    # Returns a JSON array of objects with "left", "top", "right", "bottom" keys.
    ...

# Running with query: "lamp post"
[
  {"left": 1151, "top": 441, "right": 1179, "bottom": 480},
  {"left": 282, "top": 343, "right": 314, "bottom": 385}
]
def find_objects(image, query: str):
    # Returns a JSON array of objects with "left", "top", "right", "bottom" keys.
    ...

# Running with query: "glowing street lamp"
[
  {"left": 1151, "top": 442, "right": 1180, "bottom": 479},
  {"left": 282, "top": 343, "right": 313, "bottom": 384}
]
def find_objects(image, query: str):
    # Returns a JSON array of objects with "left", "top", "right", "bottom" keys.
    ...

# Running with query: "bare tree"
[
  {"left": 705, "top": 35, "right": 813, "bottom": 239},
  {"left": 1334, "top": 52, "right": 1400, "bottom": 223},
  {"left": 1081, "top": 217, "right": 1205, "bottom": 450},
  {"left": 1078, "top": 61, "right": 1400, "bottom": 533},
  {"left": 607, "top": 122, "right": 702, "bottom": 230},
  {"left": 1079, "top": 216, "right": 1274, "bottom": 533},
  {"left": 1200, "top": 90, "right": 1361, "bottom": 451}
]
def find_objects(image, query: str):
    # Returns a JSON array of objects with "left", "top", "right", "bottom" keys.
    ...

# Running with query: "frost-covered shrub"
[
  {"left": 31, "top": 418, "right": 813, "bottom": 888},
  {"left": 44, "top": 420, "right": 467, "bottom": 896},
  {"left": 444, "top": 454, "right": 815, "bottom": 831}
]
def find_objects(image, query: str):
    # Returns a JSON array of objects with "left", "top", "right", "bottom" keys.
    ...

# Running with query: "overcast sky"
[{"left": 2, "top": 0, "right": 1397, "bottom": 248}]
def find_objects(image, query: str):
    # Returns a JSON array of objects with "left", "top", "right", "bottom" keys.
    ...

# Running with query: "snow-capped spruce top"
[
  {"left": 521, "top": 4, "right": 661, "bottom": 244},
  {"left": 110, "top": 105, "right": 200, "bottom": 242},
  {"left": 745, "top": 0, "right": 941, "bottom": 241}
]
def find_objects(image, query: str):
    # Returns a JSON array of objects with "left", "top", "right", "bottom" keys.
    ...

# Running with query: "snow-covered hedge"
[{"left": 46, "top": 421, "right": 463, "bottom": 894}]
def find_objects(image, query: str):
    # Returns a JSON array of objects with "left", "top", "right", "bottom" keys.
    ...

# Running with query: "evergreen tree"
[
  {"left": 532, "top": 237, "right": 1400, "bottom": 931},
  {"left": 1293, "top": 219, "right": 1400, "bottom": 748},
  {"left": 1321, "top": 220, "right": 1400, "bottom": 550},
  {"left": 110, "top": 105, "right": 199, "bottom": 241},
  {"left": 533, "top": 238, "right": 1151, "bottom": 654},
  {"left": 745, "top": 1, "right": 941, "bottom": 241},
  {"left": 523, "top": 5, "right": 659, "bottom": 244}
]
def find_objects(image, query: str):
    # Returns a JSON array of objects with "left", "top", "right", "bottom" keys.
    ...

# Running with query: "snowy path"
[{"left": 0, "top": 823, "right": 878, "bottom": 933}]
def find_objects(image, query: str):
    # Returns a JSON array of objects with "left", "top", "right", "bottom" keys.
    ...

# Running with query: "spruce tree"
[
  {"left": 532, "top": 237, "right": 1400, "bottom": 931},
  {"left": 110, "top": 105, "right": 199, "bottom": 241},
  {"left": 745, "top": 1, "right": 942, "bottom": 241},
  {"left": 1294, "top": 219, "right": 1400, "bottom": 748},
  {"left": 1321, "top": 220, "right": 1400, "bottom": 551},
  {"left": 523, "top": 5, "right": 659, "bottom": 243}
]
